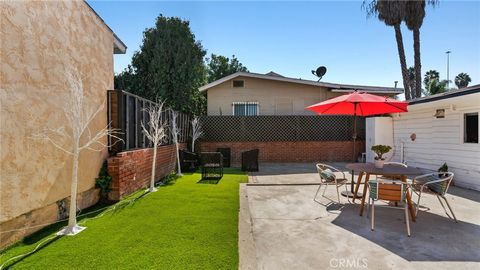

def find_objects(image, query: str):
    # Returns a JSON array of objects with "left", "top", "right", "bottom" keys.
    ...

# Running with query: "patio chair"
[
  {"left": 200, "top": 152, "right": 223, "bottom": 180},
  {"left": 368, "top": 179, "right": 411, "bottom": 236},
  {"left": 314, "top": 164, "right": 350, "bottom": 204},
  {"left": 377, "top": 162, "right": 408, "bottom": 181},
  {"left": 241, "top": 149, "right": 259, "bottom": 172},
  {"left": 179, "top": 149, "right": 198, "bottom": 172},
  {"left": 217, "top": 148, "right": 231, "bottom": 168},
  {"left": 411, "top": 172, "right": 457, "bottom": 222}
]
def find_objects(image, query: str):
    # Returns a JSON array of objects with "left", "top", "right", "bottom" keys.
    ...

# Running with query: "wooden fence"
[{"left": 107, "top": 90, "right": 190, "bottom": 153}]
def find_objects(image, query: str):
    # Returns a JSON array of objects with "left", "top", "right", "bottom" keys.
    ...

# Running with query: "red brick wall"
[
  {"left": 200, "top": 141, "right": 365, "bottom": 165},
  {"left": 107, "top": 143, "right": 185, "bottom": 200}
]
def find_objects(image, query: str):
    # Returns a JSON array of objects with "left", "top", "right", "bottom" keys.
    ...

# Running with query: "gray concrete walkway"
[{"left": 242, "top": 163, "right": 480, "bottom": 270}]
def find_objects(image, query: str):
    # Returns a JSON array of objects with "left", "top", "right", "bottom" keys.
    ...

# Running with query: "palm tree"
[
  {"left": 426, "top": 78, "right": 448, "bottom": 96},
  {"left": 363, "top": 0, "right": 412, "bottom": 100},
  {"left": 404, "top": 0, "right": 438, "bottom": 99},
  {"left": 455, "top": 73, "right": 471, "bottom": 88},
  {"left": 423, "top": 70, "right": 440, "bottom": 88},
  {"left": 407, "top": 67, "right": 416, "bottom": 95}
]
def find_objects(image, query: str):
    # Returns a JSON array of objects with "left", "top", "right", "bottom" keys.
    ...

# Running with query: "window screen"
[
  {"left": 464, "top": 113, "right": 479, "bottom": 143},
  {"left": 233, "top": 102, "right": 258, "bottom": 116}
]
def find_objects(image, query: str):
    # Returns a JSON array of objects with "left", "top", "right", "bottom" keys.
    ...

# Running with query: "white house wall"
[{"left": 391, "top": 93, "right": 480, "bottom": 190}]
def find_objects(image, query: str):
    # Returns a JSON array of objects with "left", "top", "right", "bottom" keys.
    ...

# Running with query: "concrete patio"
[{"left": 240, "top": 163, "right": 480, "bottom": 270}]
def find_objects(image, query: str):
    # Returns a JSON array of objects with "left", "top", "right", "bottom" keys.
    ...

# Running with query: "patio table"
[{"left": 346, "top": 163, "right": 423, "bottom": 222}]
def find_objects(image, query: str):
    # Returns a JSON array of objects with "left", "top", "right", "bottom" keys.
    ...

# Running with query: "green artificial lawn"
[{"left": 0, "top": 169, "right": 247, "bottom": 269}]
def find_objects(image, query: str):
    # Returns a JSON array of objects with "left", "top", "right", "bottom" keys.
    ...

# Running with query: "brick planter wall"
[
  {"left": 200, "top": 141, "right": 365, "bottom": 166},
  {"left": 107, "top": 144, "right": 185, "bottom": 200}
]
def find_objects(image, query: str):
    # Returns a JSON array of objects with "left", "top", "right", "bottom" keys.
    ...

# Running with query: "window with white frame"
[
  {"left": 233, "top": 102, "right": 258, "bottom": 116},
  {"left": 464, "top": 112, "right": 478, "bottom": 143}
]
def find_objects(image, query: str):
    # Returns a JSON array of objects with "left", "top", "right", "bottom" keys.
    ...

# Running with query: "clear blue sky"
[{"left": 89, "top": 0, "right": 480, "bottom": 88}]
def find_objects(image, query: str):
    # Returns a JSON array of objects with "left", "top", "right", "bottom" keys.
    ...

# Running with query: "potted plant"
[
  {"left": 371, "top": 145, "right": 392, "bottom": 168},
  {"left": 438, "top": 162, "right": 448, "bottom": 178}
]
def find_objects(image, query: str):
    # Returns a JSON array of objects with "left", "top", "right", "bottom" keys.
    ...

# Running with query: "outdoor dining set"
[{"left": 314, "top": 162, "right": 457, "bottom": 237}]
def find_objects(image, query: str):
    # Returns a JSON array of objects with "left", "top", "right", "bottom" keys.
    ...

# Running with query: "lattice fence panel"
[{"left": 200, "top": 116, "right": 365, "bottom": 142}]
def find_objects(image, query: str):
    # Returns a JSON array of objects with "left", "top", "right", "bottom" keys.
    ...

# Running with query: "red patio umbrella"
[{"left": 306, "top": 91, "right": 408, "bottom": 197}]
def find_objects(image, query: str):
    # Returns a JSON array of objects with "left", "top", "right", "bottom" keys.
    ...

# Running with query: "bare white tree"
[
  {"left": 191, "top": 116, "right": 203, "bottom": 152},
  {"left": 33, "top": 69, "right": 121, "bottom": 236},
  {"left": 141, "top": 101, "right": 168, "bottom": 192},
  {"left": 170, "top": 110, "right": 182, "bottom": 176}
]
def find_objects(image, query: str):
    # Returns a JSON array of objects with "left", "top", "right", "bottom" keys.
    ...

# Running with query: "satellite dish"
[{"left": 311, "top": 66, "right": 327, "bottom": 81}]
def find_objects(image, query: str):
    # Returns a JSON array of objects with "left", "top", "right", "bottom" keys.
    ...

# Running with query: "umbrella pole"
[
  {"left": 351, "top": 106, "right": 357, "bottom": 194},
  {"left": 342, "top": 103, "right": 362, "bottom": 198},
  {"left": 352, "top": 111, "right": 357, "bottom": 162}
]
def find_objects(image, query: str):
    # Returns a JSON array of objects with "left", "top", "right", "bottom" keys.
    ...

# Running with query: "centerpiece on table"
[{"left": 371, "top": 145, "right": 392, "bottom": 168}]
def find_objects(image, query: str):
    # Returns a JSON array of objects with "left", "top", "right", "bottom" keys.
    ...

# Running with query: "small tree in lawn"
[
  {"left": 170, "top": 110, "right": 182, "bottom": 176},
  {"left": 33, "top": 69, "right": 121, "bottom": 235},
  {"left": 141, "top": 101, "right": 168, "bottom": 192},
  {"left": 190, "top": 116, "right": 203, "bottom": 152}
]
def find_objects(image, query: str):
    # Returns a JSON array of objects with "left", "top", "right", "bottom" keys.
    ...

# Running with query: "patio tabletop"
[
  {"left": 347, "top": 162, "right": 423, "bottom": 222},
  {"left": 346, "top": 162, "right": 423, "bottom": 176}
]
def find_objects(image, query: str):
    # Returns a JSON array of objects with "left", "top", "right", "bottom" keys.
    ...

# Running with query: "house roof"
[
  {"left": 408, "top": 84, "right": 480, "bottom": 105},
  {"left": 83, "top": 1, "right": 127, "bottom": 54},
  {"left": 199, "top": 71, "right": 403, "bottom": 94}
]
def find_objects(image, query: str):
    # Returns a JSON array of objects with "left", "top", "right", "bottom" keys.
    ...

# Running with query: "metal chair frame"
[
  {"left": 368, "top": 179, "right": 411, "bottom": 237},
  {"left": 314, "top": 163, "right": 350, "bottom": 205},
  {"left": 411, "top": 172, "right": 457, "bottom": 222}
]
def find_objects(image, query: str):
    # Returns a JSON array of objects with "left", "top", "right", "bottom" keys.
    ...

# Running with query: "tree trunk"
[
  {"left": 176, "top": 142, "right": 182, "bottom": 176},
  {"left": 413, "top": 28, "right": 422, "bottom": 98},
  {"left": 67, "top": 146, "right": 79, "bottom": 229},
  {"left": 150, "top": 143, "right": 157, "bottom": 192},
  {"left": 393, "top": 23, "right": 412, "bottom": 100}
]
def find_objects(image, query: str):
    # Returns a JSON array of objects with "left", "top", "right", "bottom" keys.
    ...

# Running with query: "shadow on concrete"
[
  {"left": 448, "top": 187, "right": 480, "bottom": 203},
  {"left": 331, "top": 204, "right": 480, "bottom": 262}
]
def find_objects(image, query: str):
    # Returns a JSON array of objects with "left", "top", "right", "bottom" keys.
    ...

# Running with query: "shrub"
[
  {"left": 96, "top": 162, "right": 112, "bottom": 199},
  {"left": 161, "top": 170, "right": 179, "bottom": 185}
]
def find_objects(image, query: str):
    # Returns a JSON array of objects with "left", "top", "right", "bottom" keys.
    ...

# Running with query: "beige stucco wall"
[
  {"left": 0, "top": 1, "right": 114, "bottom": 224},
  {"left": 206, "top": 76, "right": 344, "bottom": 116}
]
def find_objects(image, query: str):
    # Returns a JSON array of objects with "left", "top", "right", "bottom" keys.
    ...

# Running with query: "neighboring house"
[
  {"left": 0, "top": 1, "right": 126, "bottom": 247},
  {"left": 368, "top": 85, "right": 480, "bottom": 191},
  {"left": 200, "top": 71, "right": 402, "bottom": 116}
]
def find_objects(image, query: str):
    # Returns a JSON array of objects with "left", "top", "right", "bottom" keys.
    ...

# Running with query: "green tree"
[
  {"left": 114, "top": 65, "right": 141, "bottom": 93},
  {"left": 423, "top": 70, "right": 440, "bottom": 88},
  {"left": 363, "top": 0, "right": 412, "bottom": 100},
  {"left": 122, "top": 15, "right": 207, "bottom": 115},
  {"left": 454, "top": 73, "right": 471, "bottom": 88},
  {"left": 404, "top": 0, "right": 438, "bottom": 99},
  {"left": 425, "top": 78, "right": 448, "bottom": 96},
  {"left": 206, "top": 54, "right": 248, "bottom": 83}
]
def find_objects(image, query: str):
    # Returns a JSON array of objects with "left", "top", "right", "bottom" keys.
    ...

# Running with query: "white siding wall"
[
  {"left": 391, "top": 93, "right": 480, "bottom": 190},
  {"left": 366, "top": 117, "right": 394, "bottom": 162}
]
